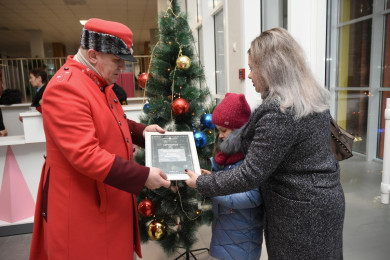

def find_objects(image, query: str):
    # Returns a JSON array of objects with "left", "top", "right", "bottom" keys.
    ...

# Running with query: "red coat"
[{"left": 29, "top": 56, "right": 150, "bottom": 260}]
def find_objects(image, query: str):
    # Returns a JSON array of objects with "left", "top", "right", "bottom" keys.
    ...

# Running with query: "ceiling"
[{"left": 0, "top": 0, "right": 158, "bottom": 58}]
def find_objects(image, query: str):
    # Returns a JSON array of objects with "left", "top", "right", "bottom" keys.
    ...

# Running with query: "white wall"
[
  {"left": 225, "top": 0, "right": 242, "bottom": 95},
  {"left": 241, "top": 0, "right": 262, "bottom": 109},
  {"left": 200, "top": 1, "right": 216, "bottom": 96},
  {"left": 288, "top": 0, "right": 327, "bottom": 87}
]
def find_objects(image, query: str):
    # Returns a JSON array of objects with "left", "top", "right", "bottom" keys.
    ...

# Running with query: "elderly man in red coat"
[{"left": 29, "top": 18, "right": 171, "bottom": 260}]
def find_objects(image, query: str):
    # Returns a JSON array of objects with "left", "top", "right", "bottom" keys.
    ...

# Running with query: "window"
[
  {"left": 339, "top": 0, "right": 373, "bottom": 22},
  {"left": 196, "top": 0, "right": 202, "bottom": 22},
  {"left": 261, "top": 0, "right": 288, "bottom": 32},
  {"left": 327, "top": 0, "right": 390, "bottom": 159},
  {"left": 195, "top": 0, "right": 204, "bottom": 89},
  {"left": 214, "top": 10, "right": 225, "bottom": 95},
  {"left": 337, "top": 19, "right": 372, "bottom": 154},
  {"left": 198, "top": 26, "right": 204, "bottom": 69},
  {"left": 379, "top": 9, "right": 390, "bottom": 158},
  {"left": 213, "top": 0, "right": 222, "bottom": 8}
]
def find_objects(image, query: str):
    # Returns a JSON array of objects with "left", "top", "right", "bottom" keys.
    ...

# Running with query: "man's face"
[
  {"left": 29, "top": 74, "right": 42, "bottom": 88},
  {"left": 94, "top": 52, "right": 125, "bottom": 85}
]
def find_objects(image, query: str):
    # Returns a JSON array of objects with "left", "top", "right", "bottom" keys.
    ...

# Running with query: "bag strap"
[
  {"left": 330, "top": 116, "right": 340, "bottom": 132},
  {"left": 330, "top": 116, "right": 354, "bottom": 139}
]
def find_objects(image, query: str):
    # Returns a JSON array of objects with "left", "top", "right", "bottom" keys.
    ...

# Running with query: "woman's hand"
[
  {"left": 143, "top": 124, "right": 166, "bottom": 138},
  {"left": 201, "top": 169, "right": 211, "bottom": 175},
  {"left": 185, "top": 169, "right": 199, "bottom": 188}
]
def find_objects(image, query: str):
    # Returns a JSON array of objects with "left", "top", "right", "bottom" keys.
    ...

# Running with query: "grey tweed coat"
[{"left": 197, "top": 100, "right": 345, "bottom": 260}]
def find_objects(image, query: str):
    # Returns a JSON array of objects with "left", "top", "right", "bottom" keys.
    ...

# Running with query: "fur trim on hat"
[{"left": 80, "top": 28, "right": 132, "bottom": 56}]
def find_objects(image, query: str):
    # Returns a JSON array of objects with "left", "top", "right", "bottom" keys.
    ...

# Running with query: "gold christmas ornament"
[
  {"left": 148, "top": 219, "right": 167, "bottom": 240},
  {"left": 176, "top": 55, "right": 191, "bottom": 70}
]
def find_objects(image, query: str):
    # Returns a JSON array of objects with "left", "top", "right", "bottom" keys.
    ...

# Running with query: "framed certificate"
[{"left": 145, "top": 132, "right": 201, "bottom": 180}]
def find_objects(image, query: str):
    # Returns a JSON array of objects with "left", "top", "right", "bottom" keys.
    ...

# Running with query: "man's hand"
[
  {"left": 184, "top": 169, "right": 199, "bottom": 188},
  {"left": 145, "top": 167, "right": 171, "bottom": 189},
  {"left": 143, "top": 124, "right": 166, "bottom": 138},
  {"left": 0, "top": 129, "right": 8, "bottom": 137}
]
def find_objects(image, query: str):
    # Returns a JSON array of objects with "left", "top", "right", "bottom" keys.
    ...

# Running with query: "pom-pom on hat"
[
  {"left": 80, "top": 18, "right": 136, "bottom": 62},
  {"left": 212, "top": 93, "right": 251, "bottom": 130}
]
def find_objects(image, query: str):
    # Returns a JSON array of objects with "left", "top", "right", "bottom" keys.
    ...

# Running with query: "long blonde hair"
[{"left": 248, "top": 28, "right": 330, "bottom": 119}]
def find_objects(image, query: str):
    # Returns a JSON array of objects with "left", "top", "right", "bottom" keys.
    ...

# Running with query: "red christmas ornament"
[
  {"left": 172, "top": 98, "right": 189, "bottom": 115},
  {"left": 138, "top": 72, "right": 149, "bottom": 89},
  {"left": 138, "top": 198, "right": 155, "bottom": 217}
]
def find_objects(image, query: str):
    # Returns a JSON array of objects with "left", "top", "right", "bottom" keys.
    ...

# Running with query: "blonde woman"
[{"left": 186, "top": 28, "right": 344, "bottom": 259}]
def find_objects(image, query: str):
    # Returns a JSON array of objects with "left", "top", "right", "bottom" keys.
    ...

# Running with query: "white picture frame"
[{"left": 145, "top": 132, "right": 201, "bottom": 180}]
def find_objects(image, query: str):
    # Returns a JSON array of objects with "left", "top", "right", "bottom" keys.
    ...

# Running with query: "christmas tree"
[{"left": 135, "top": 0, "right": 215, "bottom": 257}]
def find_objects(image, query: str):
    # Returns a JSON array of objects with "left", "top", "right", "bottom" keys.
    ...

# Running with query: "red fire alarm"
[{"left": 239, "top": 68, "right": 245, "bottom": 80}]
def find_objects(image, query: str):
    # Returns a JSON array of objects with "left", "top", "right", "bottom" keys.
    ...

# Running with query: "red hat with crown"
[{"left": 80, "top": 18, "right": 136, "bottom": 62}]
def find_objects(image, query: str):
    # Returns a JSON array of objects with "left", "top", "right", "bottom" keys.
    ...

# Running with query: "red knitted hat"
[
  {"left": 212, "top": 93, "right": 251, "bottom": 129},
  {"left": 80, "top": 18, "right": 136, "bottom": 62}
]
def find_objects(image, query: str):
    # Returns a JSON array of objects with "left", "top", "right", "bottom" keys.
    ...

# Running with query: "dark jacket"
[
  {"left": 0, "top": 107, "right": 5, "bottom": 131},
  {"left": 0, "top": 89, "right": 22, "bottom": 105},
  {"left": 31, "top": 84, "right": 47, "bottom": 108},
  {"left": 112, "top": 83, "right": 128, "bottom": 105},
  {"left": 197, "top": 100, "right": 345, "bottom": 260}
]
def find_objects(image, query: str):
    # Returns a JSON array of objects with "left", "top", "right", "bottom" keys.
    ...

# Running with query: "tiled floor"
[{"left": 1, "top": 156, "right": 389, "bottom": 260}]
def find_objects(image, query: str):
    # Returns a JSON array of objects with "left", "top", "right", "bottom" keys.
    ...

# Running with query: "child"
[{"left": 203, "top": 93, "right": 263, "bottom": 260}]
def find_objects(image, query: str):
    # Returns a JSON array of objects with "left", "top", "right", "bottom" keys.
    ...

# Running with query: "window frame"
[{"left": 327, "top": 0, "right": 386, "bottom": 160}]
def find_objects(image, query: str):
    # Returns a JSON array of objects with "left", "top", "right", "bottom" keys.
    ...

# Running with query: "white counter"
[
  {"left": 0, "top": 135, "right": 26, "bottom": 146},
  {"left": 19, "top": 111, "right": 45, "bottom": 143},
  {"left": 0, "top": 103, "right": 31, "bottom": 136},
  {"left": 0, "top": 102, "right": 145, "bottom": 146},
  {"left": 0, "top": 109, "right": 44, "bottom": 230}
]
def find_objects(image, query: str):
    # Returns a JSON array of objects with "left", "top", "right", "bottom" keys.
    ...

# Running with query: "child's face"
[{"left": 216, "top": 125, "right": 233, "bottom": 141}]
